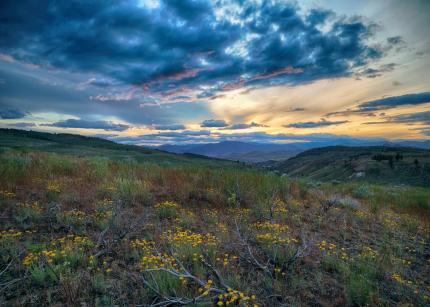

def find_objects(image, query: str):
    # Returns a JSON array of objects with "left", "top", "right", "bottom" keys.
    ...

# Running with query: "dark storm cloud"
[
  {"left": 153, "top": 124, "right": 186, "bottom": 130},
  {"left": 43, "top": 119, "right": 130, "bottom": 131},
  {"left": 285, "top": 119, "right": 348, "bottom": 128},
  {"left": 0, "top": 62, "right": 212, "bottom": 125},
  {"left": 0, "top": 106, "right": 28, "bottom": 119},
  {"left": 0, "top": 0, "right": 387, "bottom": 98},
  {"left": 200, "top": 119, "right": 228, "bottom": 127}
]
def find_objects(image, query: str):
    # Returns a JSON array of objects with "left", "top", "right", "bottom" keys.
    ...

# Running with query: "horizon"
[{"left": 1, "top": 0, "right": 429, "bottom": 146}]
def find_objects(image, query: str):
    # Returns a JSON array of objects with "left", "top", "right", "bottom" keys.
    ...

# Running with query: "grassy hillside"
[
  {"left": 260, "top": 146, "right": 430, "bottom": 187},
  {"left": 0, "top": 129, "right": 239, "bottom": 168},
  {"left": 0, "top": 132, "right": 429, "bottom": 306}
]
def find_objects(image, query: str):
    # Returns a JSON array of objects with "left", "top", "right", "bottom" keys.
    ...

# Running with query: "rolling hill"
[
  {"left": 159, "top": 139, "right": 430, "bottom": 163},
  {"left": 0, "top": 128, "right": 238, "bottom": 167},
  {"left": 260, "top": 146, "right": 430, "bottom": 186}
]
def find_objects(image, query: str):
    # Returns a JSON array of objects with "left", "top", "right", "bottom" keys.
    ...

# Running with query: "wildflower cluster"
[
  {"left": 59, "top": 209, "right": 90, "bottom": 227},
  {"left": 360, "top": 246, "right": 378, "bottom": 260},
  {"left": 198, "top": 279, "right": 214, "bottom": 297},
  {"left": 215, "top": 287, "right": 258, "bottom": 306},
  {"left": 216, "top": 253, "right": 238, "bottom": 267},
  {"left": 162, "top": 228, "right": 218, "bottom": 248},
  {"left": 218, "top": 223, "right": 228, "bottom": 233},
  {"left": 0, "top": 229, "right": 23, "bottom": 240},
  {"left": 155, "top": 200, "right": 180, "bottom": 210},
  {"left": 97, "top": 198, "right": 114, "bottom": 207},
  {"left": 254, "top": 221, "right": 289, "bottom": 232},
  {"left": 47, "top": 181, "right": 61, "bottom": 193},
  {"left": 270, "top": 199, "right": 288, "bottom": 214},
  {"left": 22, "top": 235, "right": 93, "bottom": 267},
  {"left": 274, "top": 267, "right": 286, "bottom": 276},
  {"left": 255, "top": 233, "right": 298, "bottom": 244},
  {"left": 19, "top": 202, "right": 43, "bottom": 213},
  {"left": 354, "top": 210, "right": 370, "bottom": 219},
  {"left": 227, "top": 208, "right": 251, "bottom": 217},
  {"left": 0, "top": 190, "right": 16, "bottom": 199},
  {"left": 154, "top": 200, "right": 181, "bottom": 219},
  {"left": 140, "top": 253, "right": 179, "bottom": 270},
  {"left": 93, "top": 209, "right": 113, "bottom": 220},
  {"left": 203, "top": 208, "right": 218, "bottom": 221},
  {"left": 254, "top": 221, "right": 297, "bottom": 245},
  {"left": 392, "top": 273, "right": 409, "bottom": 285},
  {"left": 63, "top": 209, "right": 86, "bottom": 220},
  {"left": 381, "top": 211, "right": 401, "bottom": 229},
  {"left": 130, "top": 239, "right": 154, "bottom": 254},
  {"left": 317, "top": 241, "right": 350, "bottom": 260}
]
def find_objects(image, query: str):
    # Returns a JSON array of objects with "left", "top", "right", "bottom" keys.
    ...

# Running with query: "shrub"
[
  {"left": 154, "top": 201, "right": 180, "bottom": 219},
  {"left": 30, "top": 265, "right": 58, "bottom": 285},
  {"left": 87, "top": 157, "right": 111, "bottom": 181},
  {"left": 354, "top": 185, "right": 374, "bottom": 200},
  {"left": 15, "top": 202, "right": 43, "bottom": 224},
  {"left": 114, "top": 178, "right": 153, "bottom": 206},
  {"left": 0, "top": 155, "right": 30, "bottom": 185}
]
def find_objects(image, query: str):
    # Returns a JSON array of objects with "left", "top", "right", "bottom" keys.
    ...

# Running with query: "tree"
[{"left": 395, "top": 153, "right": 403, "bottom": 161}]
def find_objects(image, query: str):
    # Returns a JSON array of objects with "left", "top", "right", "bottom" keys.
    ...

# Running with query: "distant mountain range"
[
  {"left": 158, "top": 140, "right": 430, "bottom": 162},
  {"left": 159, "top": 141, "right": 306, "bottom": 162}
]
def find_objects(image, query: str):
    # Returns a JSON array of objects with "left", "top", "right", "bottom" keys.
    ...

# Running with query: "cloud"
[
  {"left": 78, "top": 78, "right": 116, "bottom": 90},
  {"left": 387, "top": 36, "right": 404, "bottom": 45},
  {"left": 285, "top": 119, "right": 349, "bottom": 128},
  {"left": 2, "top": 122, "right": 36, "bottom": 128},
  {"left": 290, "top": 107, "right": 305, "bottom": 112},
  {"left": 153, "top": 124, "right": 186, "bottom": 130},
  {"left": 90, "top": 91, "right": 135, "bottom": 102},
  {"left": 359, "top": 92, "right": 430, "bottom": 111},
  {"left": 363, "top": 111, "right": 430, "bottom": 126},
  {"left": 326, "top": 92, "right": 430, "bottom": 117},
  {"left": 201, "top": 119, "right": 228, "bottom": 127},
  {"left": 112, "top": 130, "right": 389, "bottom": 146},
  {"left": 410, "top": 127, "right": 430, "bottom": 136},
  {"left": 0, "top": 0, "right": 388, "bottom": 98},
  {"left": 355, "top": 63, "right": 396, "bottom": 78},
  {"left": 222, "top": 122, "right": 266, "bottom": 130},
  {"left": 387, "top": 111, "right": 430, "bottom": 125},
  {"left": 43, "top": 119, "right": 130, "bottom": 131},
  {"left": 0, "top": 106, "right": 28, "bottom": 119},
  {"left": 389, "top": 111, "right": 430, "bottom": 125}
]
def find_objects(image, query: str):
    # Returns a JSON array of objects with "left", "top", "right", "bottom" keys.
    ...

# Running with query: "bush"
[
  {"left": 354, "top": 185, "right": 374, "bottom": 199},
  {"left": 0, "top": 155, "right": 31, "bottom": 185}
]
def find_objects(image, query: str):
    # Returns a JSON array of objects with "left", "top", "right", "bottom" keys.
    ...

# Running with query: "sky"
[{"left": 0, "top": 0, "right": 429, "bottom": 146}]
